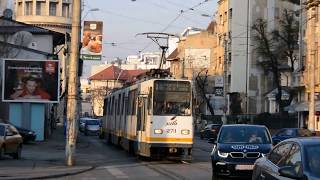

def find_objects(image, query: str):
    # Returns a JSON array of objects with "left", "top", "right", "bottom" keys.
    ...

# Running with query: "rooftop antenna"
[{"left": 136, "top": 32, "right": 177, "bottom": 69}]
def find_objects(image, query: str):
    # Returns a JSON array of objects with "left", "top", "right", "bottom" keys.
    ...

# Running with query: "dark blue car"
[
  {"left": 272, "top": 128, "right": 314, "bottom": 145},
  {"left": 253, "top": 137, "right": 320, "bottom": 180},
  {"left": 210, "top": 124, "right": 272, "bottom": 179}
]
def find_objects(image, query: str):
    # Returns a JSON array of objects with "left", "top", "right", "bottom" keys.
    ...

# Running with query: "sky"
[{"left": 82, "top": 0, "right": 217, "bottom": 61}]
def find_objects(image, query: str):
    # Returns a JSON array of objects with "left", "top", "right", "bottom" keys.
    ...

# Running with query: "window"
[
  {"left": 36, "top": 2, "right": 41, "bottom": 15},
  {"left": 49, "top": 2, "right": 57, "bottom": 16},
  {"left": 62, "top": 3, "right": 70, "bottom": 17},
  {"left": 25, "top": 1, "right": 33, "bottom": 16},
  {"left": 224, "top": 11, "right": 227, "bottom": 22},
  {"left": 220, "top": 14, "right": 223, "bottom": 25},
  {"left": 282, "top": 144, "right": 302, "bottom": 175},
  {"left": 268, "top": 143, "right": 292, "bottom": 165},
  {"left": 117, "top": 94, "right": 121, "bottom": 115},
  {"left": 121, "top": 93, "right": 125, "bottom": 115}
]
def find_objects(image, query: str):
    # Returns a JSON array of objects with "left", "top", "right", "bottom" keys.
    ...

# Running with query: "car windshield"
[
  {"left": 305, "top": 144, "right": 320, "bottom": 177},
  {"left": 0, "top": 125, "right": 4, "bottom": 136},
  {"left": 86, "top": 120, "right": 100, "bottom": 125},
  {"left": 218, "top": 126, "right": 271, "bottom": 144}
]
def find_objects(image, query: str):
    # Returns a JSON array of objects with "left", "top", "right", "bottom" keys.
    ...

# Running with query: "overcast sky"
[{"left": 83, "top": 0, "right": 217, "bottom": 61}]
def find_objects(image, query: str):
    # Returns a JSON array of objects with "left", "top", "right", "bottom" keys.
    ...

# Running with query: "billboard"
[
  {"left": 80, "top": 21, "right": 103, "bottom": 61},
  {"left": 2, "top": 59, "right": 60, "bottom": 103}
]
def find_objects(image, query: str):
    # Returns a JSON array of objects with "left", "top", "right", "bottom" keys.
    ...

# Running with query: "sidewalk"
[{"left": 0, "top": 125, "right": 94, "bottom": 180}]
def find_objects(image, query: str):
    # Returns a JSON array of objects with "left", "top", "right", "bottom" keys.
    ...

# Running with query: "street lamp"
[{"left": 82, "top": 8, "right": 100, "bottom": 20}]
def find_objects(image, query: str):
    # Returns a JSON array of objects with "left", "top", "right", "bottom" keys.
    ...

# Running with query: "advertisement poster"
[
  {"left": 80, "top": 21, "right": 103, "bottom": 61},
  {"left": 2, "top": 59, "right": 60, "bottom": 103}
]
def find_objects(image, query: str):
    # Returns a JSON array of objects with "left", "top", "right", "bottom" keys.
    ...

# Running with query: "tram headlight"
[
  {"left": 181, "top": 129, "right": 190, "bottom": 135},
  {"left": 154, "top": 129, "right": 163, "bottom": 134}
]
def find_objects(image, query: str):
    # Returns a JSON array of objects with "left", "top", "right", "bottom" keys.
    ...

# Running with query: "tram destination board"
[{"left": 155, "top": 80, "right": 190, "bottom": 92}]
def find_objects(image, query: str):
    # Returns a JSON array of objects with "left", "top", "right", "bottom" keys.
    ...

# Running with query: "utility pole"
[
  {"left": 245, "top": 0, "right": 250, "bottom": 115},
  {"left": 66, "top": 0, "right": 81, "bottom": 166},
  {"left": 307, "top": 4, "right": 316, "bottom": 131}
]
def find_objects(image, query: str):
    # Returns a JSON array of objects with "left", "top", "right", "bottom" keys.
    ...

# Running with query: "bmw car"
[{"left": 210, "top": 124, "right": 272, "bottom": 179}]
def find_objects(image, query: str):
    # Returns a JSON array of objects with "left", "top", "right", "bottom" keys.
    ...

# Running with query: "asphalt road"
[{"left": 54, "top": 133, "right": 216, "bottom": 180}]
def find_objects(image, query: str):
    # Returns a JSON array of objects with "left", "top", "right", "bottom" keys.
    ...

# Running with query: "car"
[
  {"left": 15, "top": 126, "right": 36, "bottom": 143},
  {"left": 210, "top": 124, "right": 272, "bottom": 179},
  {"left": 84, "top": 119, "right": 100, "bottom": 136},
  {"left": 200, "top": 124, "right": 222, "bottom": 140},
  {"left": 0, "top": 123, "right": 23, "bottom": 159},
  {"left": 272, "top": 128, "right": 315, "bottom": 145},
  {"left": 79, "top": 117, "right": 95, "bottom": 132},
  {"left": 252, "top": 137, "right": 320, "bottom": 180}
]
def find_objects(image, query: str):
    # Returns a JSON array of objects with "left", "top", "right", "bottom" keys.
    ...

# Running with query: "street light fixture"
[{"left": 82, "top": 8, "right": 100, "bottom": 20}]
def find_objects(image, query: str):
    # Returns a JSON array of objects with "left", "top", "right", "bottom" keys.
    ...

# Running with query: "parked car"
[
  {"left": 200, "top": 124, "right": 222, "bottom": 140},
  {"left": 15, "top": 126, "right": 36, "bottom": 143},
  {"left": 84, "top": 119, "right": 100, "bottom": 136},
  {"left": 79, "top": 117, "right": 95, "bottom": 132},
  {"left": 0, "top": 123, "right": 23, "bottom": 159},
  {"left": 210, "top": 124, "right": 272, "bottom": 179},
  {"left": 252, "top": 137, "right": 320, "bottom": 180},
  {"left": 272, "top": 128, "right": 315, "bottom": 145}
]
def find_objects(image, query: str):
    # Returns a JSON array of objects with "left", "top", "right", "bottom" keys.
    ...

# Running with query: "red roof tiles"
[{"left": 88, "top": 65, "right": 147, "bottom": 82}]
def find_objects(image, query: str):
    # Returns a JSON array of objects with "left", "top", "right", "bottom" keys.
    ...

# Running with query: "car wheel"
[
  {"left": 85, "top": 130, "right": 88, "bottom": 136},
  {"left": 0, "top": 146, "right": 4, "bottom": 159},
  {"left": 13, "top": 145, "right": 22, "bottom": 159},
  {"left": 212, "top": 172, "right": 219, "bottom": 180}
]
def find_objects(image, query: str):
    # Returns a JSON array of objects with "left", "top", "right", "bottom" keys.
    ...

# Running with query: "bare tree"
[
  {"left": 252, "top": 9, "right": 299, "bottom": 112},
  {"left": 90, "top": 87, "right": 111, "bottom": 116},
  {"left": 194, "top": 69, "right": 215, "bottom": 115}
]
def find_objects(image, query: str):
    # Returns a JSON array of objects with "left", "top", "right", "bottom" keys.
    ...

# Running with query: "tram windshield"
[{"left": 153, "top": 80, "right": 191, "bottom": 116}]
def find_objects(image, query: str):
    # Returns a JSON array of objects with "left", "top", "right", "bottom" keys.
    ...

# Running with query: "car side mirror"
[
  {"left": 208, "top": 138, "right": 217, "bottom": 144},
  {"left": 6, "top": 131, "right": 14, "bottom": 136},
  {"left": 278, "top": 166, "right": 301, "bottom": 179}
]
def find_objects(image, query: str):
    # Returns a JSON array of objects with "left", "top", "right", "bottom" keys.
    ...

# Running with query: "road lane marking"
[{"left": 107, "top": 167, "right": 128, "bottom": 179}]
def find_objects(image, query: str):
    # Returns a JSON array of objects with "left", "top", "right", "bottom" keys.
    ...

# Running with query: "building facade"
[
  {"left": 14, "top": 0, "right": 72, "bottom": 33},
  {"left": 215, "top": 0, "right": 300, "bottom": 115}
]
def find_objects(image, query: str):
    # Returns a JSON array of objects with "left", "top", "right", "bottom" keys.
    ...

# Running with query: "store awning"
[{"left": 284, "top": 101, "right": 320, "bottom": 112}]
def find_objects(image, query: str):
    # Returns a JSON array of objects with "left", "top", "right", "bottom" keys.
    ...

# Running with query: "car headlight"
[
  {"left": 261, "top": 153, "right": 267, "bottom": 157},
  {"left": 154, "top": 129, "right": 163, "bottom": 134},
  {"left": 28, "top": 131, "right": 33, "bottom": 135},
  {"left": 210, "top": 145, "right": 217, "bottom": 156},
  {"left": 181, "top": 129, "right": 190, "bottom": 135},
  {"left": 218, "top": 150, "right": 229, "bottom": 158}
]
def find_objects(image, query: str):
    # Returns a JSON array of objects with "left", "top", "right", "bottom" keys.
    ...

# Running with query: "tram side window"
[
  {"left": 108, "top": 99, "right": 111, "bottom": 115},
  {"left": 128, "top": 90, "right": 133, "bottom": 115},
  {"left": 147, "top": 87, "right": 152, "bottom": 115},
  {"left": 111, "top": 96, "right": 115, "bottom": 115},
  {"left": 121, "top": 93, "right": 125, "bottom": 115},
  {"left": 117, "top": 94, "right": 121, "bottom": 115},
  {"left": 103, "top": 99, "right": 108, "bottom": 116},
  {"left": 132, "top": 90, "right": 137, "bottom": 115}
]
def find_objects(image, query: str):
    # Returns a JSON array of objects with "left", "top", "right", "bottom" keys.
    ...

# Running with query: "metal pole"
[
  {"left": 308, "top": 8, "right": 316, "bottom": 131},
  {"left": 245, "top": 0, "right": 250, "bottom": 115},
  {"left": 66, "top": 0, "right": 81, "bottom": 166}
]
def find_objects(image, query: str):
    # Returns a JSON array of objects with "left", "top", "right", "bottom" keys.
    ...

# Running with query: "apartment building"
[
  {"left": 14, "top": 0, "right": 72, "bottom": 33},
  {"left": 216, "top": 0, "right": 300, "bottom": 114}
]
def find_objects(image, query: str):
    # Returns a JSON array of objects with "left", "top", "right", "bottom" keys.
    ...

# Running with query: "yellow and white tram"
[{"left": 101, "top": 78, "right": 193, "bottom": 160}]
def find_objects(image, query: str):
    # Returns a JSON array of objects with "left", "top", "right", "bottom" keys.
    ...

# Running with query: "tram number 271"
[{"left": 166, "top": 129, "right": 176, "bottom": 134}]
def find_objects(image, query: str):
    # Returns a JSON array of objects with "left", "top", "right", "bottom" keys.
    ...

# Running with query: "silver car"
[
  {"left": 84, "top": 119, "right": 100, "bottom": 136},
  {"left": 0, "top": 123, "right": 23, "bottom": 159}
]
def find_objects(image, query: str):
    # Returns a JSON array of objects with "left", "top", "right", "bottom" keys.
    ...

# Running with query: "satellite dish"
[
  {"left": 3, "top": 9, "right": 13, "bottom": 19},
  {"left": 11, "top": 31, "right": 33, "bottom": 47}
]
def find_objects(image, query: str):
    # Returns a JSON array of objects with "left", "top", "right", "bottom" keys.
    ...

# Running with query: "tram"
[{"left": 101, "top": 78, "right": 193, "bottom": 160}]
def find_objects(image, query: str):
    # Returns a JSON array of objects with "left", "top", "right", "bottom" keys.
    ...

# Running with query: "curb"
[{"left": 0, "top": 166, "right": 96, "bottom": 180}]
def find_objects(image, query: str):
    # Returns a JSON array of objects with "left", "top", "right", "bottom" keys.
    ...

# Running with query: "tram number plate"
[
  {"left": 235, "top": 165, "right": 254, "bottom": 170},
  {"left": 166, "top": 129, "right": 176, "bottom": 134}
]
